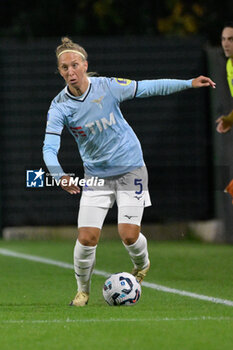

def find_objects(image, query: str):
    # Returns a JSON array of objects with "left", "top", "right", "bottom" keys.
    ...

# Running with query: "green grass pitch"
[{"left": 0, "top": 238, "right": 232, "bottom": 350}]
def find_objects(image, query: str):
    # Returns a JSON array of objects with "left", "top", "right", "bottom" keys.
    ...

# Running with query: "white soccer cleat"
[
  {"left": 131, "top": 260, "right": 150, "bottom": 284},
  {"left": 70, "top": 291, "right": 89, "bottom": 307}
]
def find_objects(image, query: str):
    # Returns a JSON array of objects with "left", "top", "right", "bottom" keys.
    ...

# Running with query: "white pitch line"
[
  {"left": 0, "top": 248, "right": 233, "bottom": 307},
  {"left": 142, "top": 281, "right": 233, "bottom": 307},
  {"left": 1, "top": 316, "right": 233, "bottom": 324}
]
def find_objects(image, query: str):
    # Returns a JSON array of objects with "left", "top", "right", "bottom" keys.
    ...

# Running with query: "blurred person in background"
[
  {"left": 216, "top": 22, "right": 233, "bottom": 133},
  {"left": 43, "top": 37, "right": 216, "bottom": 307},
  {"left": 216, "top": 23, "right": 233, "bottom": 200}
]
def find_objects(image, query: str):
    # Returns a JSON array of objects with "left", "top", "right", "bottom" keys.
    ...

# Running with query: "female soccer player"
[{"left": 43, "top": 37, "right": 216, "bottom": 307}]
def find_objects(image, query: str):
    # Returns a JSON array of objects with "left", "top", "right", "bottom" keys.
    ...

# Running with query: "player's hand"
[
  {"left": 224, "top": 179, "right": 233, "bottom": 204},
  {"left": 216, "top": 115, "right": 233, "bottom": 133},
  {"left": 60, "top": 175, "right": 80, "bottom": 194},
  {"left": 192, "top": 75, "right": 216, "bottom": 89}
]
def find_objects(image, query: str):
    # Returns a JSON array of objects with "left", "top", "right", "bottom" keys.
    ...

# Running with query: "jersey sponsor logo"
[
  {"left": 85, "top": 112, "right": 116, "bottom": 135},
  {"left": 69, "top": 113, "right": 116, "bottom": 138},
  {"left": 115, "top": 78, "right": 132, "bottom": 86},
  {"left": 70, "top": 126, "right": 87, "bottom": 137}
]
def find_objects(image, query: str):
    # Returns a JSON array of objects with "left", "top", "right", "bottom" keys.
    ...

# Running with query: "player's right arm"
[
  {"left": 43, "top": 105, "right": 65, "bottom": 179},
  {"left": 43, "top": 105, "right": 80, "bottom": 194}
]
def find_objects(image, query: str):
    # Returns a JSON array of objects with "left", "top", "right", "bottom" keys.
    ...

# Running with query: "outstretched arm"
[
  {"left": 191, "top": 75, "right": 216, "bottom": 88},
  {"left": 136, "top": 75, "right": 216, "bottom": 98}
]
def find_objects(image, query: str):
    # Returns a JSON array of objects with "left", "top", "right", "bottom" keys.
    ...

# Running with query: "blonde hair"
[
  {"left": 56, "top": 37, "right": 99, "bottom": 77},
  {"left": 56, "top": 37, "right": 88, "bottom": 61}
]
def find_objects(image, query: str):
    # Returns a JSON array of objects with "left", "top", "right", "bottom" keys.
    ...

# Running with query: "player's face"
[
  {"left": 58, "top": 52, "right": 88, "bottom": 91},
  {"left": 221, "top": 27, "right": 233, "bottom": 58}
]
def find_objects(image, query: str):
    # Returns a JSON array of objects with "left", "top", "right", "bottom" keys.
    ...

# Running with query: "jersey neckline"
[{"left": 65, "top": 78, "right": 91, "bottom": 102}]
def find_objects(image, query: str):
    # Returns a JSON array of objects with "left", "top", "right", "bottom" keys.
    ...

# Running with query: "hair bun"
[
  {"left": 61, "top": 37, "right": 73, "bottom": 46},
  {"left": 56, "top": 37, "right": 88, "bottom": 60}
]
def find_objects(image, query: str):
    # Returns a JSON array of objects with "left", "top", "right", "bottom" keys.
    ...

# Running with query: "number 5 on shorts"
[{"left": 134, "top": 178, "right": 143, "bottom": 194}]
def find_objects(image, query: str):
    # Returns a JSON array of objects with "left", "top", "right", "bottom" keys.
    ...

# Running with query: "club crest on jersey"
[
  {"left": 115, "top": 78, "right": 132, "bottom": 86},
  {"left": 91, "top": 95, "right": 104, "bottom": 109}
]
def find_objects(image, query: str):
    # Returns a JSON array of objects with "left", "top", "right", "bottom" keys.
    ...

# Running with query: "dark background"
[{"left": 1, "top": 0, "right": 233, "bottom": 44}]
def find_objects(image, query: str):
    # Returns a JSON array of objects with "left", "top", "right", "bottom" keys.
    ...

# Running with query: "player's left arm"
[
  {"left": 136, "top": 75, "right": 216, "bottom": 98},
  {"left": 191, "top": 75, "right": 216, "bottom": 88},
  {"left": 106, "top": 77, "right": 137, "bottom": 102}
]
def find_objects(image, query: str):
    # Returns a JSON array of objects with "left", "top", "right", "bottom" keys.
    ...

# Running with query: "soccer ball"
[{"left": 103, "top": 272, "right": 141, "bottom": 306}]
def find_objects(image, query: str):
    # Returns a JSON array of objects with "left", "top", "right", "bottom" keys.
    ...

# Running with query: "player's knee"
[
  {"left": 78, "top": 227, "right": 100, "bottom": 246},
  {"left": 123, "top": 236, "right": 137, "bottom": 245},
  {"left": 118, "top": 223, "right": 140, "bottom": 245}
]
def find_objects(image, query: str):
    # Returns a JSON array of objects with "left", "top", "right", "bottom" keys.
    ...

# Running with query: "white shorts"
[
  {"left": 79, "top": 166, "right": 151, "bottom": 209},
  {"left": 78, "top": 205, "right": 145, "bottom": 228}
]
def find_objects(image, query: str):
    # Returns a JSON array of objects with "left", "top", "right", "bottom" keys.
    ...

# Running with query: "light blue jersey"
[{"left": 43, "top": 77, "right": 193, "bottom": 179}]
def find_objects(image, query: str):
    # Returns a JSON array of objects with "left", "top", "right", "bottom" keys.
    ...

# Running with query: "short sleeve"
[{"left": 107, "top": 77, "right": 137, "bottom": 103}]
